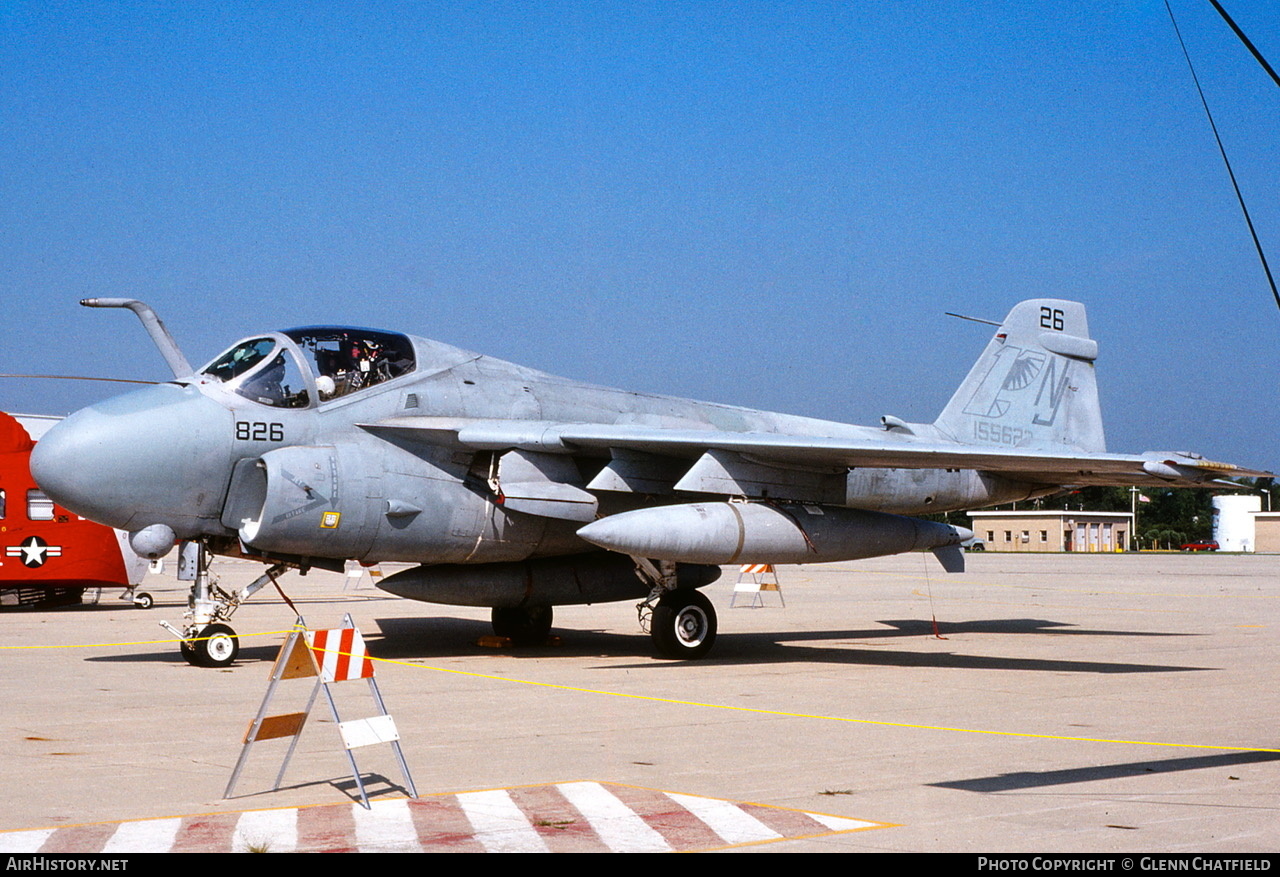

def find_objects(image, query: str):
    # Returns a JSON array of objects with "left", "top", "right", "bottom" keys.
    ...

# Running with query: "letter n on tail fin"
[{"left": 933, "top": 300, "right": 1106, "bottom": 453}]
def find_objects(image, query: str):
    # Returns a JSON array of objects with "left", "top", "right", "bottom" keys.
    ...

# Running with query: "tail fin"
[{"left": 934, "top": 300, "right": 1105, "bottom": 453}]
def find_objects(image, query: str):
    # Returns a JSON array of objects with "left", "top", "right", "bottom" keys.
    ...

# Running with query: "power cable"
[
  {"left": 1208, "top": 0, "right": 1280, "bottom": 89},
  {"left": 1165, "top": 0, "right": 1280, "bottom": 313}
]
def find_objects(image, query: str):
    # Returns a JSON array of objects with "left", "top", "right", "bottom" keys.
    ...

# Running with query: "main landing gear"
[
  {"left": 491, "top": 605, "right": 554, "bottom": 645},
  {"left": 650, "top": 589, "right": 717, "bottom": 659},
  {"left": 635, "top": 558, "right": 718, "bottom": 660},
  {"left": 160, "top": 541, "right": 286, "bottom": 668}
]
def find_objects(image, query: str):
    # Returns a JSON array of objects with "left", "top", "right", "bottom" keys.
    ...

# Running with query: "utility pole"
[{"left": 1130, "top": 486, "right": 1139, "bottom": 551}]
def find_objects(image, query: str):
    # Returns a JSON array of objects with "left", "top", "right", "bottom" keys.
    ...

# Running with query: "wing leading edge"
[{"left": 362, "top": 416, "right": 1268, "bottom": 488}]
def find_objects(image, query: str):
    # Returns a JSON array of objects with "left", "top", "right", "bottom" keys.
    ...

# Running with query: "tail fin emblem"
[{"left": 1001, "top": 352, "right": 1045, "bottom": 391}]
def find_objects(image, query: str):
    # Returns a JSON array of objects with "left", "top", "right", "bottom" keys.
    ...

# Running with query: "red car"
[{"left": 1180, "top": 541, "right": 1219, "bottom": 552}]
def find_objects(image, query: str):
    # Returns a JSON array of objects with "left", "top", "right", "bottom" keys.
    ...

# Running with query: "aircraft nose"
[{"left": 31, "top": 383, "right": 235, "bottom": 536}]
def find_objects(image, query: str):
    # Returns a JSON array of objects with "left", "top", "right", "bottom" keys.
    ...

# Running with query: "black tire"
[
  {"left": 651, "top": 589, "right": 717, "bottom": 659},
  {"left": 194, "top": 623, "right": 239, "bottom": 667},
  {"left": 491, "top": 605, "right": 553, "bottom": 645},
  {"left": 133, "top": 592, "right": 154, "bottom": 609}
]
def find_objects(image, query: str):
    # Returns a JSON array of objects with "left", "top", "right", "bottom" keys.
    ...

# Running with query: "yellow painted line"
[
  {"left": 350, "top": 649, "right": 1280, "bottom": 755},
  {"left": 0, "top": 629, "right": 296, "bottom": 651},
  {"left": 6, "top": 633, "right": 1277, "bottom": 755}
]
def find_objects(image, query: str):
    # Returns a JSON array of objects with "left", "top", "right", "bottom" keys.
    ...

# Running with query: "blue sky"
[{"left": 2, "top": 1, "right": 1276, "bottom": 470}]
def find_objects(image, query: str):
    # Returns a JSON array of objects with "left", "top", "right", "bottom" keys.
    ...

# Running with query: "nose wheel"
[
  {"left": 180, "top": 623, "right": 240, "bottom": 667},
  {"left": 163, "top": 543, "right": 285, "bottom": 668}
]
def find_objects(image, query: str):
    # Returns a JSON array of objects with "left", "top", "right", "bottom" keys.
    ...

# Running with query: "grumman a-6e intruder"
[{"left": 30, "top": 299, "right": 1266, "bottom": 666}]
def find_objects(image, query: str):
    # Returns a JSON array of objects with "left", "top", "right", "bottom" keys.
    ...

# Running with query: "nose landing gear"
[
  {"left": 176, "top": 622, "right": 240, "bottom": 668},
  {"left": 160, "top": 541, "right": 285, "bottom": 668}
]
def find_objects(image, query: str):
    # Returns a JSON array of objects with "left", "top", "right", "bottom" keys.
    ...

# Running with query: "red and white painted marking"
[
  {"left": 0, "top": 782, "right": 887, "bottom": 853},
  {"left": 306, "top": 627, "right": 375, "bottom": 682}
]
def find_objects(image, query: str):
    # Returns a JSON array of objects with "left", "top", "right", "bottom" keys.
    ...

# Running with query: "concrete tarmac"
[{"left": 1, "top": 552, "right": 1277, "bottom": 852}]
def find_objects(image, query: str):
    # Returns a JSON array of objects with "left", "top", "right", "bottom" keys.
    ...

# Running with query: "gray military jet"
[{"left": 30, "top": 298, "right": 1265, "bottom": 666}]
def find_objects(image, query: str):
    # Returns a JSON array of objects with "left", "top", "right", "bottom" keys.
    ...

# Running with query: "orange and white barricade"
[
  {"left": 731, "top": 563, "right": 785, "bottom": 608},
  {"left": 225, "top": 614, "right": 416, "bottom": 809}
]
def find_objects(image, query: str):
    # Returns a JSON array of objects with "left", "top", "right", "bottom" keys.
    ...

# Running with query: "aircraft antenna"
[
  {"left": 0, "top": 373, "right": 158, "bottom": 385},
  {"left": 944, "top": 312, "right": 1000, "bottom": 327}
]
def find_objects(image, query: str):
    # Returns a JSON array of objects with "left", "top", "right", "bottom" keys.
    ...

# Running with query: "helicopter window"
[
  {"left": 28, "top": 489, "right": 54, "bottom": 521},
  {"left": 283, "top": 328, "right": 415, "bottom": 402},
  {"left": 202, "top": 338, "right": 277, "bottom": 383},
  {"left": 235, "top": 351, "right": 311, "bottom": 409}
]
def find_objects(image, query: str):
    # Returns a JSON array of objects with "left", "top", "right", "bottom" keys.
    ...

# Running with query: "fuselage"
[{"left": 32, "top": 326, "right": 1040, "bottom": 566}]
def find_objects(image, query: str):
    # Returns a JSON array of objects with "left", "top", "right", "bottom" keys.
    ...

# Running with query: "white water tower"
[{"left": 1213, "top": 495, "right": 1261, "bottom": 552}]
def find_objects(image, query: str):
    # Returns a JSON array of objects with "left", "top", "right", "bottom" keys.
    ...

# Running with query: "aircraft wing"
[{"left": 362, "top": 416, "right": 1269, "bottom": 488}]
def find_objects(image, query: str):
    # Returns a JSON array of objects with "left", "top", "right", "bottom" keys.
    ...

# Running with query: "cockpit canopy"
[
  {"left": 200, "top": 327, "right": 416, "bottom": 409},
  {"left": 283, "top": 328, "right": 416, "bottom": 401},
  {"left": 203, "top": 337, "right": 276, "bottom": 384}
]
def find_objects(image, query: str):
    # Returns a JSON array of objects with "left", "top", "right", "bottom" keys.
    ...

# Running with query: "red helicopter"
[{"left": 0, "top": 411, "right": 151, "bottom": 608}]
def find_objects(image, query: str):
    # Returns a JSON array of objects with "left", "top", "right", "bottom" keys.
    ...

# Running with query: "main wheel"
[
  {"left": 491, "top": 605, "right": 553, "bottom": 645},
  {"left": 651, "top": 589, "right": 717, "bottom": 659},
  {"left": 193, "top": 623, "right": 239, "bottom": 667}
]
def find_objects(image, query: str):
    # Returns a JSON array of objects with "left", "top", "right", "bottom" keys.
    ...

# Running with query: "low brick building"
[
  {"left": 968, "top": 510, "right": 1133, "bottom": 552},
  {"left": 1252, "top": 511, "right": 1280, "bottom": 553}
]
